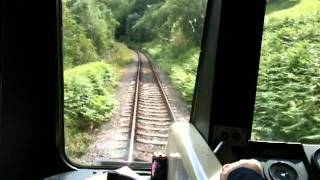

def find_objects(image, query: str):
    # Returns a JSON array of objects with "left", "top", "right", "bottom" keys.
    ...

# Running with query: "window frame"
[
  {"left": 56, "top": 0, "right": 268, "bottom": 170},
  {"left": 56, "top": 0, "right": 215, "bottom": 170},
  {"left": 191, "top": 0, "right": 266, "bottom": 149}
]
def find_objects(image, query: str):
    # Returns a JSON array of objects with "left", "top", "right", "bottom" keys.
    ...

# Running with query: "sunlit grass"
[{"left": 266, "top": 0, "right": 320, "bottom": 21}]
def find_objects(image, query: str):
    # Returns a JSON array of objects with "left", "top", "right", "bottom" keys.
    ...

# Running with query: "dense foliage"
[
  {"left": 63, "top": 2, "right": 98, "bottom": 69},
  {"left": 253, "top": 14, "right": 320, "bottom": 143},
  {"left": 64, "top": 62, "right": 116, "bottom": 130},
  {"left": 63, "top": 0, "right": 132, "bottom": 69},
  {"left": 64, "top": 62, "right": 116, "bottom": 157},
  {"left": 133, "top": 0, "right": 207, "bottom": 109},
  {"left": 69, "top": 0, "right": 118, "bottom": 55},
  {"left": 126, "top": 0, "right": 207, "bottom": 44},
  {"left": 63, "top": 0, "right": 132, "bottom": 159}
]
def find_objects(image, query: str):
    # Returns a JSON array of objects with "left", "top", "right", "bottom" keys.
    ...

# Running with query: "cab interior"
[{"left": 1, "top": 0, "right": 320, "bottom": 179}]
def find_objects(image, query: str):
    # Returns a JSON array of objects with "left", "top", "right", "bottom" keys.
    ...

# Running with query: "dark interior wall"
[{"left": 0, "top": 0, "right": 69, "bottom": 179}]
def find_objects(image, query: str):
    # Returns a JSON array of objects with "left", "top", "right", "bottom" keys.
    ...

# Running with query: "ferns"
[{"left": 253, "top": 14, "right": 320, "bottom": 143}]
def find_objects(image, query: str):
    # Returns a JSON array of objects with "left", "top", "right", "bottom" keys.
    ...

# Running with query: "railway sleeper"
[
  {"left": 138, "top": 104, "right": 167, "bottom": 110},
  {"left": 135, "top": 138, "right": 167, "bottom": 145},
  {"left": 136, "top": 135, "right": 168, "bottom": 142},
  {"left": 140, "top": 92, "right": 161, "bottom": 95},
  {"left": 139, "top": 95, "right": 162, "bottom": 99},
  {"left": 137, "top": 119, "right": 171, "bottom": 126},
  {"left": 136, "top": 124, "right": 169, "bottom": 131},
  {"left": 136, "top": 131, "right": 169, "bottom": 138},
  {"left": 139, "top": 100, "right": 165, "bottom": 104},
  {"left": 135, "top": 145, "right": 165, "bottom": 153},
  {"left": 139, "top": 108, "right": 168, "bottom": 113},
  {"left": 138, "top": 102, "right": 166, "bottom": 107},
  {"left": 138, "top": 116, "right": 171, "bottom": 121},
  {"left": 134, "top": 147, "right": 156, "bottom": 153},
  {"left": 137, "top": 113, "right": 169, "bottom": 119}
]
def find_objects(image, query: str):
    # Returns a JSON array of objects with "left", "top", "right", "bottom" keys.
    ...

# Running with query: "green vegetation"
[
  {"left": 63, "top": 3, "right": 98, "bottom": 69},
  {"left": 143, "top": 42, "right": 200, "bottom": 108},
  {"left": 266, "top": 0, "right": 320, "bottom": 19},
  {"left": 252, "top": 0, "right": 320, "bottom": 143},
  {"left": 64, "top": 62, "right": 116, "bottom": 129},
  {"left": 64, "top": 62, "right": 116, "bottom": 157},
  {"left": 63, "top": 0, "right": 133, "bottom": 159},
  {"left": 136, "top": 0, "right": 207, "bottom": 108},
  {"left": 265, "top": 0, "right": 300, "bottom": 15}
]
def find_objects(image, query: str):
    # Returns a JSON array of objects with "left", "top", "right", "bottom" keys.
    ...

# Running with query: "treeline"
[
  {"left": 114, "top": 0, "right": 206, "bottom": 45},
  {"left": 63, "top": 0, "right": 132, "bottom": 69}
]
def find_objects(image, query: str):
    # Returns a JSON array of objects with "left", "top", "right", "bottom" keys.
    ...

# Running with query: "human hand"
[{"left": 220, "top": 159, "right": 263, "bottom": 180}]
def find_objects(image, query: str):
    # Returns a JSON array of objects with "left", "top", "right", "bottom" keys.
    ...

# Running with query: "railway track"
[{"left": 110, "top": 51, "right": 176, "bottom": 162}]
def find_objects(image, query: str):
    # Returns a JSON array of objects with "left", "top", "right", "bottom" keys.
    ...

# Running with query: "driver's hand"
[{"left": 220, "top": 159, "right": 263, "bottom": 180}]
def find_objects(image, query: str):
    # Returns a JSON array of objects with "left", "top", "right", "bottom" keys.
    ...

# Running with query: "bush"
[
  {"left": 170, "top": 67, "right": 196, "bottom": 106},
  {"left": 64, "top": 62, "right": 116, "bottom": 131},
  {"left": 104, "top": 42, "right": 133, "bottom": 66},
  {"left": 64, "top": 62, "right": 117, "bottom": 157}
]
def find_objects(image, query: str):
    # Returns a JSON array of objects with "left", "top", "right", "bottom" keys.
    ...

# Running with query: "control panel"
[{"left": 214, "top": 141, "right": 320, "bottom": 180}]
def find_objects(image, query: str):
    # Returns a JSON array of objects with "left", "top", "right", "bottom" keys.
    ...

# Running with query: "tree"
[
  {"left": 70, "top": 0, "right": 118, "bottom": 55},
  {"left": 63, "top": 0, "right": 98, "bottom": 69}
]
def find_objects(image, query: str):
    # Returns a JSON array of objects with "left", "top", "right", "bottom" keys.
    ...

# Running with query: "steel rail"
[
  {"left": 127, "top": 51, "right": 141, "bottom": 162},
  {"left": 146, "top": 54, "right": 177, "bottom": 122},
  {"left": 127, "top": 51, "right": 176, "bottom": 162}
]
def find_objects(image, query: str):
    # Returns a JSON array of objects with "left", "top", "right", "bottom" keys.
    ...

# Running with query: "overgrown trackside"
[{"left": 64, "top": 62, "right": 116, "bottom": 158}]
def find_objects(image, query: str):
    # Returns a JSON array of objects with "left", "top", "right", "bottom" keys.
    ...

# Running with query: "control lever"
[{"left": 213, "top": 141, "right": 239, "bottom": 165}]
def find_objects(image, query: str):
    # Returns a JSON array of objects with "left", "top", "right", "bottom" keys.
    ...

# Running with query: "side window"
[
  {"left": 252, "top": 0, "right": 320, "bottom": 144},
  {"left": 62, "top": 0, "right": 209, "bottom": 166}
]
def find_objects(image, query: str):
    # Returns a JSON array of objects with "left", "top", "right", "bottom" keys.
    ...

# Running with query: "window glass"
[
  {"left": 62, "top": 0, "right": 208, "bottom": 165},
  {"left": 252, "top": 0, "right": 320, "bottom": 144}
]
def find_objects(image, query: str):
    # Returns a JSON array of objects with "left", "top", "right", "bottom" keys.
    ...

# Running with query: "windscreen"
[{"left": 62, "top": 0, "right": 208, "bottom": 166}]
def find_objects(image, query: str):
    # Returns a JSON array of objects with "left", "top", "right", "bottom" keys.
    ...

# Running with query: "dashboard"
[{"left": 215, "top": 141, "right": 320, "bottom": 180}]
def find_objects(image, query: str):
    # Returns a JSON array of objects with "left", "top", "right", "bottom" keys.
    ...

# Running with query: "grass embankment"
[
  {"left": 64, "top": 46, "right": 132, "bottom": 161},
  {"left": 252, "top": 0, "right": 320, "bottom": 143}
]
